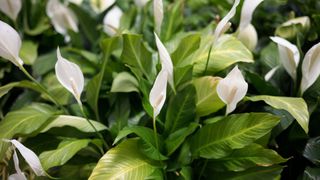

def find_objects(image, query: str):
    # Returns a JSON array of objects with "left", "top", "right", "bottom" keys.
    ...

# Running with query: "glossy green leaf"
[
  {"left": 19, "top": 41, "right": 38, "bottom": 65},
  {"left": 40, "top": 115, "right": 108, "bottom": 133},
  {"left": 303, "top": 167, "right": 320, "bottom": 180},
  {"left": 110, "top": 72, "right": 139, "bottom": 93},
  {"left": 208, "top": 143, "right": 286, "bottom": 171},
  {"left": 0, "top": 104, "right": 58, "bottom": 161},
  {"left": 161, "top": 0, "right": 184, "bottom": 41},
  {"left": 192, "top": 35, "right": 253, "bottom": 75},
  {"left": 165, "top": 123, "right": 198, "bottom": 156},
  {"left": 303, "top": 137, "right": 320, "bottom": 165},
  {"left": 114, "top": 126, "right": 167, "bottom": 160},
  {"left": 121, "top": 34, "right": 155, "bottom": 82},
  {"left": 165, "top": 85, "right": 196, "bottom": 134},
  {"left": 171, "top": 34, "right": 201, "bottom": 66},
  {"left": 0, "top": 81, "right": 41, "bottom": 98},
  {"left": 89, "top": 139, "right": 157, "bottom": 180},
  {"left": 191, "top": 113, "right": 280, "bottom": 159},
  {"left": 40, "top": 139, "right": 91, "bottom": 170},
  {"left": 193, "top": 76, "right": 225, "bottom": 116},
  {"left": 247, "top": 95, "right": 309, "bottom": 133}
]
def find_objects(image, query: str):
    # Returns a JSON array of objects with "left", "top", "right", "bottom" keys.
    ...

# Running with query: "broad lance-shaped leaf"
[
  {"left": 89, "top": 139, "right": 158, "bottom": 180},
  {"left": 39, "top": 139, "right": 91, "bottom": 170},
  {"left": 153, "top": 0, "right": 163, "bottom": 34},
  {"left": 55, "top": 47, "right": 84, "bottom": 105},
  {"left": 217, "top": 66, "right": 248, "bottom": 115},
  {"left": 0, "top": 20, "right": 23, "bottom": 67},
  {"left": 246, "top": 95, "right": 309, "bottom": 133},
  {"left": 191, "top": 113, "right": 280, "bottom": 159},
  {"left": 300, "top": 42, "right": 320, "bottom": 94},
  {"left": 154, "top": 32, "right": 174, "bottom": 90},
  {"left": 149, "top": 70, "right": 168, "bottom": 119},
  {"left": 213, "top": 0, "right": 240, "bottom": 44},
  {"left": 0, "top": 0, "right": 22, "bottom": 21},
  {"left": 110, "top": 72, "right": 139, "bottom": 93},
  {"left": 5, "top": 139, "right": 46, "bottom": 176},
  {"left": 270, "top": 36, "right": 300, "bottom": 81},
  {"left": 103, "top": 6, "right": 123, "bottom": 36}
]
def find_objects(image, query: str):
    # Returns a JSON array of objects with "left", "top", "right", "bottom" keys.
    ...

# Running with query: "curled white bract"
[
  {"left": 153, "top": 0, "right": 163, "bottom": 34},
  {"left": 103, "top": 6, "right": 123, "bottom": 36},
  {"left": 90, "top": 0, "right": 115, "bottom": 13},
  {"left": 0, "top": 0, "right": 22, "bottom": 21}
]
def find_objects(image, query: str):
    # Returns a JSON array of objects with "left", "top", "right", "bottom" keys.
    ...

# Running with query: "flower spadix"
[
  {"left": 154, "top": 32, "right": 174, "bottom": 90},
  {"left": 300, "top": 42, "right": 320, "bottom": 94},
  {"left": 149, "top": 69, "right": 168, "bottom": 119},
  {"left": 103, "top": 6, "right": 123, "bottom": 36},
  {"left": 0, "top": 20, "right": 23, "bottom": 67},
  {"left": 4, "top": 139, "right": 46, "bottom": 177},
  {"left": 153, "top": 0, "right": 163, "bottom": 34},
  {"left": 217, "top": 66, "right": 248, "bottom": 115},
  {"left": 46, "top": 0, "right": 79, "bottom": 41},
  {"left": 55, "top": 47, "right": 84, "bottom": 105},
  {"left": 90, "top": 0, "right": 115, "bottom": 13},
  {"left": 236, "top": 0, "right": 263, "bottom": 51},
  {"left": 213, "top": 0, "right": 240, "bottom": 44},
  {"left": 0, "top": 0, "right": 22, "bottom": 21},
  {"left": 270, "top": 36, "right": 300, "bottom": 81}
]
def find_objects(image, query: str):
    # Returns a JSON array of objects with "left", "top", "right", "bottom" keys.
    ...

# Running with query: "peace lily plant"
[{"left": 0, "top": 0, "right": 318, "bottom": 179}]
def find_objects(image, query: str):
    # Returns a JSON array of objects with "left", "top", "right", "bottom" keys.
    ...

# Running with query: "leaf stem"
[
  {"left": 79, "top": 105, "right": 109, "bottom": 150},
  {"left": 19, "top": 65, "right": 67, "bottom": 113}
]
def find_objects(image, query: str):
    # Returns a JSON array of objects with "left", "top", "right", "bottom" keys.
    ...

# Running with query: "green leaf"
[
  {"left": 171, "top": 34, "right": 201, "bottom": 67},
  {"left": 161, "top": 0, "right": 184, "bottom": 41},
  {"left": 89, "top": 139, "right": 157, "bottom": 180},
  {"left": 0, "top": 104, "right": 58, "bottom": 161},
  {"left": 86, "top": 37, "right": 119, "bottom": 120},
  {"left": 114, "top": 126, "right": 167, "bottom": 160},
  {"left": 19, "top": 41, "right": 38, "bottom": 65},
  {"left": 40, "top": 139, "right": 91, "bottom": 170},
  {"left": 303, "top": 137, "right": 320, "bottom": 165},
  {"left": 121, "top": 34, "right": 155, "bottom": 82},
  {"left": 192, "top": 35, "right": 254, "bottom": 75},
  {"left": 110, "top": 72, "right": 139, "bottom": 93},
  {"left": 165, "top": 123, "right": 198, "bottom": 156},
  {"left": 208, "top": 165, "right": 283, "bottom": 180},
  {"left": 174, "top": 65, "right": 193, "bottom": 88},
  {"left": 0, "top": 81, "right": 41, "bottom": 98},
  {"left": 193, "top": 76, "right": 225, "bottom": 116},
  {"left": 191, "top": 113, "right": 280, "bottom": 159},
  {"left": 247, "top": 95, "right": 309, "bottom": 133},
  {"left": 303, "top": 167, "right": 320, "bottom": 180},
  {"left": 208, "top": 143, "right": 286, "bottom": 171},
  {"left": 40, "top": 115, "right": 108, "bottom": 133},
  {"left": 165, "top": 85, "right": 196, "bottom": 134}
]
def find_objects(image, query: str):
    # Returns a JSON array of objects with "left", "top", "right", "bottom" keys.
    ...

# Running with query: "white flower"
[
  {"left": 0, "top": 20, "right": 23, "bottom": 67},
  {"left": 236, "top": 0, "right": 263, "bottom": 50},
  {"left": 4, "top": 139, "right": 46, "bottom": 177},
  {"left": 270, "top": 36, "right": 300, "bottom": 81},
  {"left": 154, "top": 32, "right": 174, "bottom": 90},
  {"left": 55, "top": 47, "right": 84, "bottom": 105},
  {"left": 103, "top": 6, "right": 123, "bottom": 36},
  {"left": 134, "top": 0, "right": 150, "bottom": 8},
  {"left": 149, "top": 69, "right": 168, "bottom": 119},
  {"left": 213, "top": 0, "right": 240, "bottom": 44},
  {"left": 153, "top": 0, "right": 163, "bottom": 34},
  {"left": 68, "top": 0, "right": 83, "bottom": 5},
  {"left": 217, "top": 66, "right": 248, "bottom": 115},
  {"left": 0, "top": 0, "right": 22, "bottom": 21},
  {"left": 90, "top": 0, "right": 115, "bottom": 13},
  {"left": 46, "top": 0, "right": 79, "bottom": 41},
  {"left": 8, "top": 150, "right": 27, "bottom": 180},
  {"left": 282, "top": 16, "right": 310, "bottom": 29},
  {"left": 300, "top": 42, "right": 320, "bottom": 94},
  {"left": 264, "top": 66, "right": 280, "bottom": 81}
]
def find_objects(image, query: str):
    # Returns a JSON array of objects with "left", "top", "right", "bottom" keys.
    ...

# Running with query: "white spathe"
[
  {"left": 8, "top": 150, "right": 27, "bottom": 180},
  {"left": 264, "top": 66, "right": 280, "bottom": 81},
  {"left": 5, "top": 139, "right": 46, "bottom": 177},
  {"left": 237, "top": 0, "right": 263, "bottom": 50},
  {"left": 217, "top": 66, "right": 248, "bottom": 114},
  {"left": 0, "top": 0, "right": 22, "bottom": 21},
  {"left": 213, "top": 0, "right": 240, "bottom": 44},
  {"left": 149, "top": 69, "right": 168, "bottom": 119},
  {"left": 55, "top": 47, "right": 84, "bottom": 105},
  {"left": 282, "top": 16, "right": 310, "bottom": 30},
  {"left": 0, "top": 20, "right": 23, "bottom": 67},
  {"left": 46, "top": 0, "right": 79, "bottom": 41},
  {"left": 103, "top": 6, "right": 123, "bottom": 36},
  {"left": 300, "top": 42, "right": 320, "bottom": 94},
  {"left": 68, "top": 0, "right": 83, "bottom": 5},
  {"left": 153, "top": 0, "right": 163, "bottom": 34},
  {"left": 134, "top": 0, "right": 150, "bottom": 8},
  {"left": 154, "top": 32, "right": 174, "bottom": 90},
  {"left": 270, "top": 36, "right": 300, "bottom": 81},
  {"left": 90, "top": 0, "right": 115, "bottom": 13}
]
